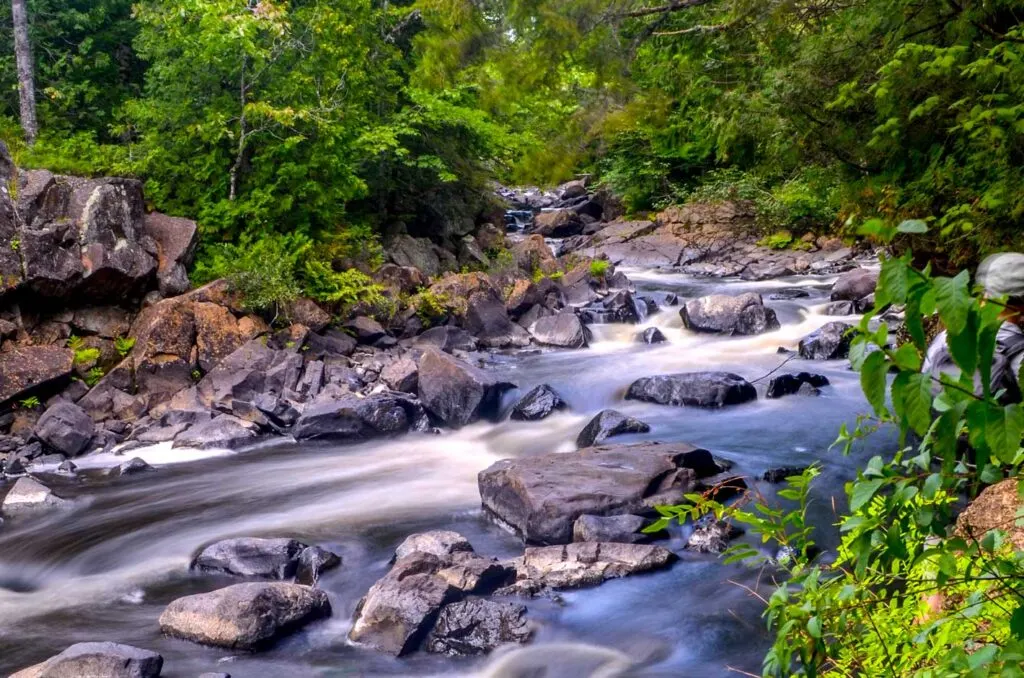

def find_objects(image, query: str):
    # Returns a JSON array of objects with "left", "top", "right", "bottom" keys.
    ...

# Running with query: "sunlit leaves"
[{"left": 933, "top": 271, "right": 971, "bottom": 335}]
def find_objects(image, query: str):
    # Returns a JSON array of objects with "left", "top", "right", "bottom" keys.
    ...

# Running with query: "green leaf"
[
  {"left": 945, "top": 307, "right": 978, "bottom": 376},
  {"left": 892, "top": 372, "right": 933, "bottom": 435},
  {"left": 807, "top": 616, "right": 822, "bottom": 639},
  {"left": 860, "top": 351, "right": 889, "bottom": 415},
  {"left": 1011, "top": 604, "right": 1024, "bottom": 639},
  {"left": 896, "top": 219, "right": 928, "bottom": 233},
  {"left": 985, "top": 404, "right": 1024, "bottom": 464},
  {"left": 890, "top": 343, "right": 922, "bottom": 371},
  {"left": 877, "top": 256, "right": 910, "bottom": 305},
  {"left": 922, "top": 473, "right": 942, "bottom": 499},
  {"left": 933, "top": 270, "right": 971, "bottom": 335},
  {"left": 850, "top": 478, "right": 885, "bottom": 512}
]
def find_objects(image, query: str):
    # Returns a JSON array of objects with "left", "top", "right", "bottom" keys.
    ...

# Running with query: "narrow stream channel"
[{"left": 0, "top": 268, "right": 894, "bottom": 677}]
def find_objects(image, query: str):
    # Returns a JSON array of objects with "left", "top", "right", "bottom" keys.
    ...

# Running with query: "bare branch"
[{"left": 619, "top": 0, "right": 714, "bottom": 19}]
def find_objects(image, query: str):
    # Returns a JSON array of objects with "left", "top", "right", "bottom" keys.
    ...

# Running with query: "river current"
[{"left": 0, "top": 268, "right": 893, "bottom": 677}]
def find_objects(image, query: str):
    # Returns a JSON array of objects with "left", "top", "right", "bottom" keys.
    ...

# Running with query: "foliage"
[
  {"left": 192, "top": 233, "right": 307, "bottom": 316},
  {"left": 656, "top": 221, "right": 1024, "bottom": 676},
  {"left": 18, "top": 396, "right": 40, "bottom": 409},
  {"left": 84, "top": 366, "right": 104, "bottom": 387},
  {"left": 114, "top": 336, "right": 135, "bottom": 357},
  {"left": 412, "top": 288, "right": 450, "bottom": 328},
  {"left": 66, "top": 335, "right": 100, "bottom": 365},
  {"left": 589, "top": 259, "right": 609, "bottom": 278},
  {"left": 756, "top": 231, "right": 793, "bottom": 250}
]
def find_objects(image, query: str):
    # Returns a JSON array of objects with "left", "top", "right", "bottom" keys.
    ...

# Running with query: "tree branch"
[{"left": 619, "top": 0, "right": 714, "bottom": 19}]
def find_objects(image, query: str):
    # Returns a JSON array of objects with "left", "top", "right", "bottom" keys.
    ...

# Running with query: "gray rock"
[
  {"left": 343, "top": 316, "right": 387, "bottom": 344},
  {"left": 765, "top": 372, "right": 830, "bottom": 399},
  {"left": 465, "top": 291, "right": 531, "bottom": 349},
  {"left": 393, "top": 531, "right": 511, "bottom": 595},
  {"left": 824, "top": 300, "right": 856, "bottom": 315},
  {"left": 413, "top": 326, "right": 479, "bottom": 353},
  {"left": 389, "top": 235, "right": 444, "bottom": 277},
  {"left": 575, "top": 410, "right": 650, "bottom": 448},
  {"left": 380, "top": 357, "right": 418, "bottom": 393},
  {"left": 2, "top": 477, "right": 70, "bottom": 514},
  {"left": 830, "top": 268, "right": 877, "bottom": 302},
  {"left": 686, "top": 517, "right": 744, "bottom": 554},
  {"left": 762, "top": 466, "right": 808, "bottom": 483},
  {"left": 417, "top": 349, "right": 514, "bottom": 428},
  {"left": 295, "top": 546, "right": 342, "bottom": 586},
  {"left": 9, "top": 641, "right": 163, "bottom": 678},
  {"left": 158, "top": 582, "right": 330, "bottom": 650},
  {"left": 426, "top": 599, "right": 532, "bottom": 656},
  {"left": 110, "top": 457, "right": 154, "bottom": 477},
  {"left": 395, "top": 530, "right": 474, "bottom": 561},
  {"left": 173, "top": 415, "right": 258, "bottom": 450},
  {"left": 478, "top": 442, "right": 712, "bottom": 544},
  {"left": 191, "top": 537, "right": 306, "bottom": 579},
  {"left": 502, "top": 542, "right": 676, "bottom": 594},
  {"left": 349, "top": 552, "right": 459, "bottom": 656},
  {"left": 573, "top": 514, "right": 649, "bottom": 544},
  {"left": 33, "top": 401, "right": 95, "bottom": 457},
  {"left": 798, "top": 322, "right": 853, "bottom": 360},
  {"left": 529, "top": 312, "right": 588, "bottom": 348},
  {"left": 636, "top": 327, "right": 667, "bottom": 344},
  {"left": 510, "top": 385, "right": 566, "bottom": 421},
  {"left": 293, "top": 392, "right": 427, "bottom": 441},
  {"left": 625, "top": 372, "right": 757, "bottom": 408},
  {"left": 0, "top": 346, "right": 74, "bottom": 406},
  {"left": 679, "top": 293, "right": 780, "bottom": 336}
]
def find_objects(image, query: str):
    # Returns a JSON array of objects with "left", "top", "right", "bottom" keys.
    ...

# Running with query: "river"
[{"left": 0, "top": 267, "right": 893, "bottom": 677}]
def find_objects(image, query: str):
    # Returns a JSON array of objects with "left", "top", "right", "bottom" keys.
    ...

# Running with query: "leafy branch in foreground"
[{"left": 655, "top": 222, "right": 1024, "bottom": 676}]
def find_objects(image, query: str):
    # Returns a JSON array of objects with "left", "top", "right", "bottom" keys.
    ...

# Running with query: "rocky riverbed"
[{"left": 0, "top": 166, "right": 891, "bottom": 677}]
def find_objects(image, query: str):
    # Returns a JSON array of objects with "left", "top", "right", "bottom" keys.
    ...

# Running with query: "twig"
[{"left": 749, "top": 353, "right": 799, "bottom": 384}]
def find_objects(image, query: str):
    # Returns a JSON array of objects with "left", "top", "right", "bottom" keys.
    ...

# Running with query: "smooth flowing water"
[{"left": 0, "top": 270, "right": 892, "bottom": 678}]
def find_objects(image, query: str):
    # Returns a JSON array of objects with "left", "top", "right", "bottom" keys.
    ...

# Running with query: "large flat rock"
[{"left": 478, "top": 442, "right": 718, "bottom": 544}]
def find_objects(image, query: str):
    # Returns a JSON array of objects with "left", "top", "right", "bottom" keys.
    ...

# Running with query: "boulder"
[
  {"left": 373, "top": 264, "right": 428, "bottom": 297},
  {"left": 196, "top": 341, "right": 303, "bottom": 410},
  {"left": 293, "top": 392, "right": 427, "bottom": 441},
  {"left": 955, "top": 478, "right": 1024, "bottom": 550},
  {"left": 510, "top": 235, "right": 558, "bottom": 276},
  {"left": 573, "top": 514, "right": 649, "bottom": 544},
  {"left": 679, "top": 293, "right": 780, "bottom": 336},
  {"left": 575, "top": 410, "right": 650, "bottom": 448},
  {"left": 798, "top": 322, "right": 853, "bottom": 360},
  {"left": 71, "top": 306, "right": 133, "bottom": 339},
  {"left": 596, "top": 290, "right": 644, "bottom": 324},
  {"left": 304, "top": 329, "right": 357, "bottom": 359},
  {"left": 503, "top": 542, "right": 675, "bottom": 594},
  {"left": 417, "top": 349, "right": 514, "bottom": 428},
  {"left": 389, "top": 235, "right": 444, "bottom": 277},
  {"left": 295, "top": 546, "right": 342, "bottom": 586},
  {"left": 830, "top": 269, "right": 877, "bottom": 302},
  {"left": 475, "top": 223, "right": 505, "bottom": 251},
  {"left": 478, "top": 442, "right": 714, "bottom": 544},
  {"left": 636, "top": 327, "right": 667, "bottom": 344},
  {"left": 395, "top": 530, "right": 474, "bottom": 561},
  {"left": 2, "top": 477, "right": 70, "bottom": 514},
  {"left": 765, "top": 372, "right": 830, "bottom": 399},
  {"left": 9, "top": 642, "right": 163, "bottom": 678},
  {"left": 510, "top": 385, "right": 567, "bottom": 421},
  {"left": 762, "top": 466, "right": 808, "bottom": 483},
  {"left": 458, "top": 235, "right": 490, "bottom": 270},
  {"left": 426, "top": 599, "right": 532, "bottom": 656},
  {"left": 824, "top": 300, "right": 856, "bottom": 315},
  {"left": 625, "top": 372, "right": 757, "bottom": 408},
  {"left": 532, "top": 210, "right": 584, "bottom": 238},
  {"left": 191, "top": 538, "right": 307, "bottom": 579},
  {"left": 158, "top": 582, "right": 330, "bottom": 650},
  {"left": 349, "top": 552, "right": 459, "bottom": 656},
  {"left": 558, "top": 179, "right": 588, "bottom": 201},
  {"left": 343, "top": 316, "right": 387, "bottom": 344},
  {"left": 413, "top": 326, "right": 479, "bottom": 353},
  {"left": 380, "top": 357, "right": 419, "bottom": 393},
  {"left": 111, "top": 457, "right": 154, "bottom": 477},
  {"left": 529, "top": 312, "right": 588, "bottom": 349},
  {"left": 465, "top": 291, "right": 531, "bottom": 348},
  {"left": 33, "top": 401, "right": 95, "bottom": 457},
  {"left": 0, "top": 346, "right": 74, "bottom": 404},
  {"left": 143, "top": 212, "right": 198, "bottom": 297},
  {"left": 172, "top": 415, "right": 258, "bottom": 450}
]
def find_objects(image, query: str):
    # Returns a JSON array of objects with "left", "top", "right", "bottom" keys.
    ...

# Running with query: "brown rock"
[
  {"left": 143, "top": 212, "right": 198, "bottom": 296},
  {"left": 510, "top": 235, "right": 558, "bottom": 276},
  {"left": 0, "top": 346, "right": 74, "bottom": 404},
  {"left": 955, "top": 479, "right": 1024, "bottom": 550},
  {"left": 194, "top": 302, "right": 250, "bottom": 373},
  {"left": 284, "top": 298, "right": 331, "bottom": 332}
]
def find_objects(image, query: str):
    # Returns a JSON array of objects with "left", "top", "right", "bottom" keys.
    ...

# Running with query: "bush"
[{"left": 589, "top": 259, "right": 610, "bottom": 278}]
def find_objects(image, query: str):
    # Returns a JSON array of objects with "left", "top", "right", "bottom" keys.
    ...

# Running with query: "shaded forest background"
[{"left": 2, "top": 0, "right": 1022, "bottom": 276}]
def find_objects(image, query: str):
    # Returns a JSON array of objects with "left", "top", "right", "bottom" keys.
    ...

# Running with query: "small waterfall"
[{"left": 505, "top": 210, "right": 534, "bottom": 232}]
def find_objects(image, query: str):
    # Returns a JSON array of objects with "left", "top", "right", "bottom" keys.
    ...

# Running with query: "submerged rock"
[
  {"left": 9, "top": 641, "right": 163, "bottom": 678},
  {"left": 575, "top": 410, "right": 650, "bottom": 448},
  {"left": 293, "top": 392, "right": 427, "bottom": 442},
  {"left": 625, "top": 372, "right": 756, "bottom": 408},
  {"left": 478, "top": 442, "right": 718, "bottom": 544},
  {"left": 426, "top": 599, "right": 532, "bottom": 656},
  {"left": 295, "top": 546, "right": 342, "bottom": 586},
  {"left": 679, "top": 293, "right": 780, "bottom": 336},
  {"left": 636, "top": 327, "right": 667, "bottom": 344},
  {"left": 686, "top": 517, "right": 744, "bottom": 554},
  {"left": 798, "top": 322, "right": 853, "bottom": 360},
  {"left": 159, "top": 582, "right": 330, "bottom": 650},
  {"left": 510, "top": 385, "right": 567, "bottom": 421}
]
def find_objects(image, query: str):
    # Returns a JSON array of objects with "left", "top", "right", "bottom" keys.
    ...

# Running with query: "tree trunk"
[{"left": 11, "top": 0, "right": 38, "bottom": 144}]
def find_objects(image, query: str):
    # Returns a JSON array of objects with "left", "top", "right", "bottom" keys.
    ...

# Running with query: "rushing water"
[{"left": 0, "top": 269, "right": 893, "bottom": 677}]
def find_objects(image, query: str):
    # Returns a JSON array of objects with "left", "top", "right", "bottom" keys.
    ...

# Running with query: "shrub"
[
  {"left": 413, "top": 289, "right": 450, "bottom": 328},
  {"left": 67, "top": 336, "right": 101, "bottom": 365},
  {"left": 114, "top": 336, "right": 136, "bottom": 357},
  {"left": 589, "top": 259, "right": 610, "bottom": 278}
]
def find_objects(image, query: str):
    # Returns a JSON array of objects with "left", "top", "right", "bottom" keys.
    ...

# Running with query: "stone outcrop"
[
  {"left": 10, "top": 642, "right": 163, "bottom": 678},
  {"left": 417, "top": 349, "right": 514, "bottom": 428},
  {"left": 478, "top": 442, "right": 720, "bottom": 544},
  {"left": 679, "top": 293, "right": 780, "bottom": 336},
  {"left": 158, "top": 582, "right": 330, "bottom": 650},
  {"left": 426, "top": 599, "right": 533, "bottom": 656},
  {"left": 575, "top": 410, "right": 650, "bottom": 448},
  {"left": 509, "top": 384, "right": 567, "bottom": 421},
  {"left": 798, "top": 322, "right": 853, "bottom": 360},
  {"left": 500, "top": 542, "right": 676, "bottom": 595}
]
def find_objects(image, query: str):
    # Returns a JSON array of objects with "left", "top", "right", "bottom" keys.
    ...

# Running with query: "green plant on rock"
[
  {"left": 589, "top": 259, "right": 609, "bottom": 278},
  {"left": 114, "top": 336, "right": 136, "bottom": 357},
  {"left": 757, "top": 231, "right": 795, "bottom": 250},
  {"left": 84, "top": 366, "right": 105, "bottom": 387},
  {"left": 413, "top": 289, "right": 450, "bottom": 328},
  {"left": 67, "top": 335, "right": 101, "bottom": 365},
  {"left": 18, "top": 396, "right": 40, "bottom": 409},
  {"left": 653, "top": 219, "right": 1024, "bottom": 676}
]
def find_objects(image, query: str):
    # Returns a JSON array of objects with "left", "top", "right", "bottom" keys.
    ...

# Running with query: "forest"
[{"left": 2, "top": 1, "right": 1024, "bottom": 677}]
